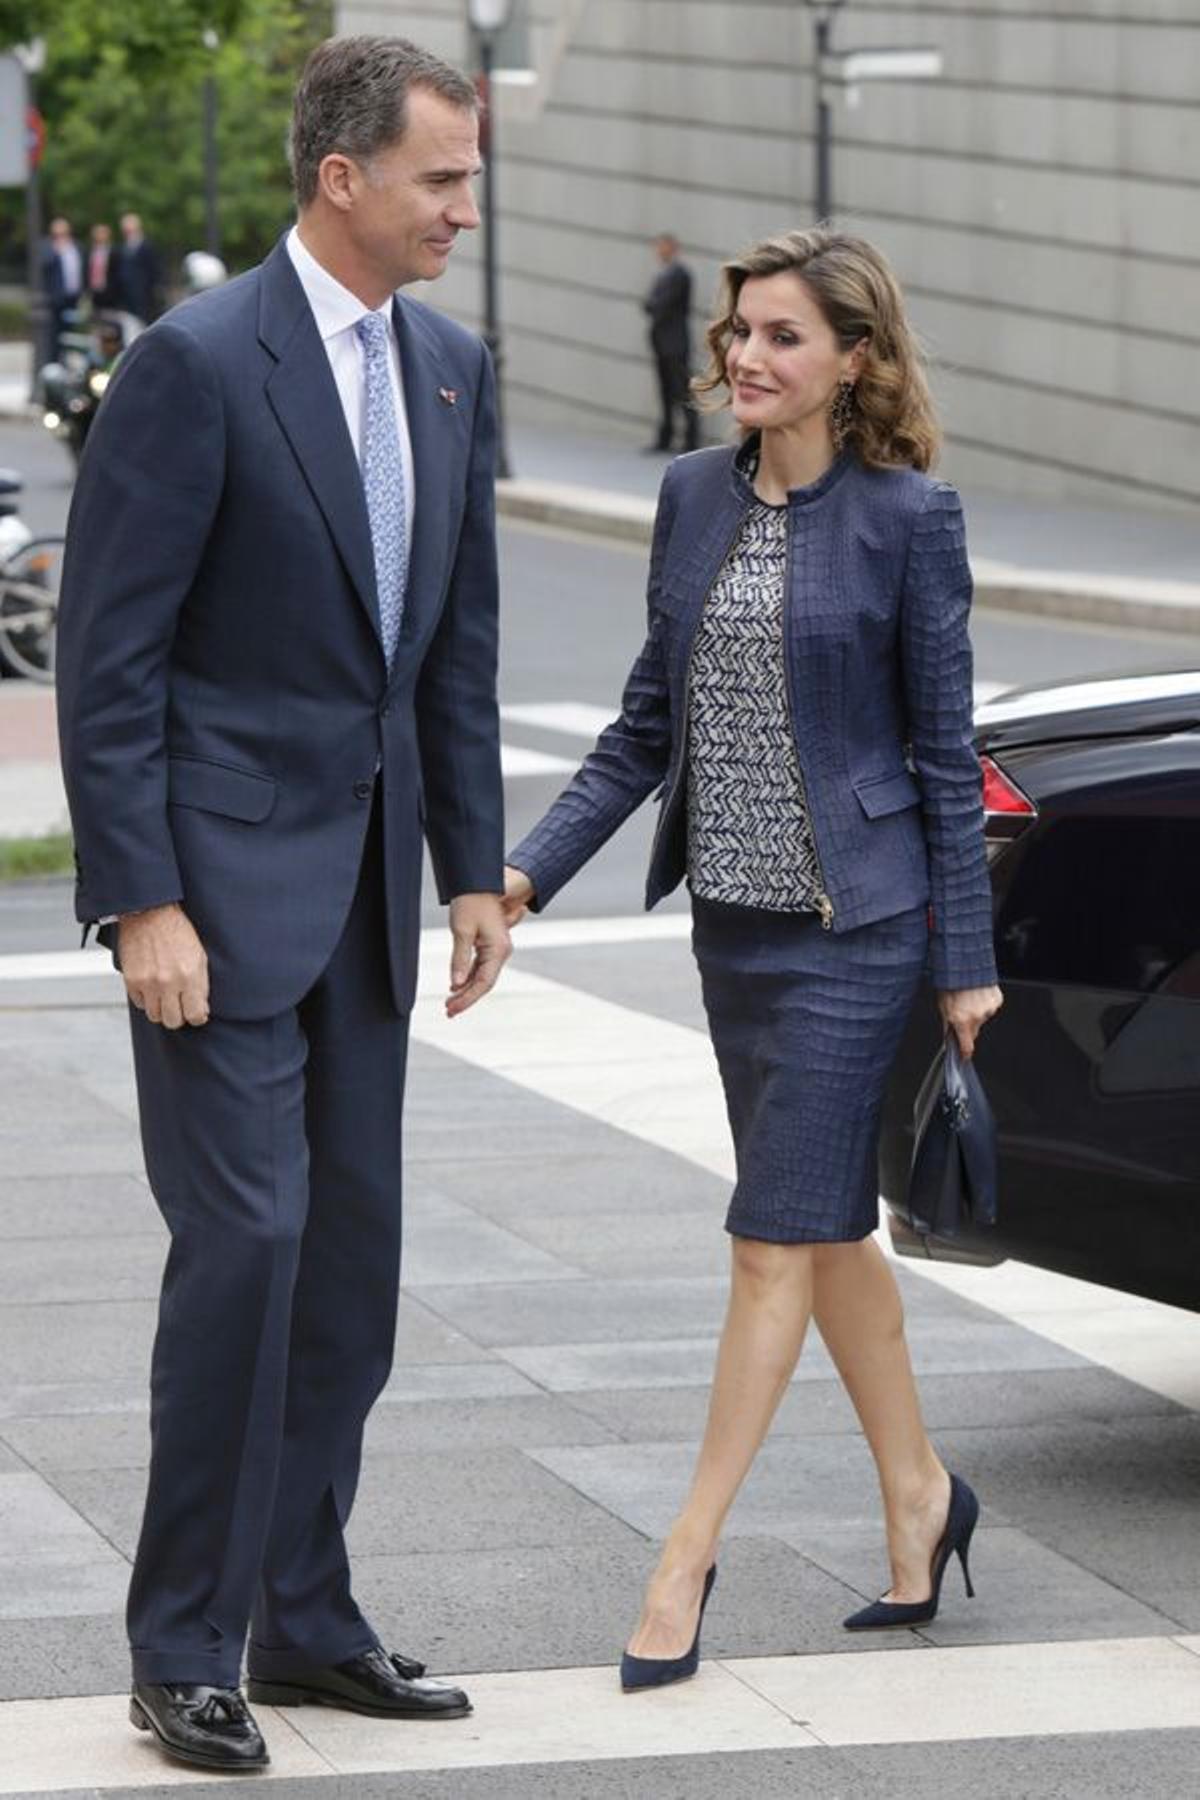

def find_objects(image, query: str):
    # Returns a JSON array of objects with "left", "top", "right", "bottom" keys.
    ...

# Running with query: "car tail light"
[{"left": 980, "top": 753, "right": 1036, "bottom": 864}]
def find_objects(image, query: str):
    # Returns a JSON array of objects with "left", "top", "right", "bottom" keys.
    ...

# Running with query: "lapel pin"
[{"left": 438, "top": 386, "right": 459, "bottom": 407}]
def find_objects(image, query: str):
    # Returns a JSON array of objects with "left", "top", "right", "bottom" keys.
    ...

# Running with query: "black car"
[{"left": 880, "top": 669, "right": 1200, "bottom": 1313}]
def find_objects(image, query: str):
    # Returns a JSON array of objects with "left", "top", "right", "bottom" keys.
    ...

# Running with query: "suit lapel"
[
  {"left": 391, "top": 293, "right": 457, "bottom": 659},
  {"left": 258, "top": 241, "right": 384, "bottom": 659}
]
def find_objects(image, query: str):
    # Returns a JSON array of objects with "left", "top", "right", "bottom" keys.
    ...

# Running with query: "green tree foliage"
[{"left": 2, "top": 0, "right": 332, "bottom": 281}]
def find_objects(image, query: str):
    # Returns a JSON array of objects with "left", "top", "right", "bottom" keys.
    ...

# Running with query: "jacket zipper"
[
  {"left": 780, "top": 518, "right": 835, "bottom": 929},
  {"left": 648, "top": 513, "right": 748, "bottom": 873}
]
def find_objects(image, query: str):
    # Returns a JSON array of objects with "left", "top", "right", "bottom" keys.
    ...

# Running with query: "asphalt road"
[{"left": 2, "top": 413, "right": 1197, "bottom": 948}]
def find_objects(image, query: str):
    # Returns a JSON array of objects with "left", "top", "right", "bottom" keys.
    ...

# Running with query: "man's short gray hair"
[{"left": 290, "top": 35, "right": 478, "bottom": 209}]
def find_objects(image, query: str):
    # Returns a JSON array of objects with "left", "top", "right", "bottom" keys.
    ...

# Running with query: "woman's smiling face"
[{"left": 725, "top": 271, "right": 863, "bottom": 434}]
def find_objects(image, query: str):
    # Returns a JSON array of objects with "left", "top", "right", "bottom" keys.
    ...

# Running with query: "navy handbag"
[{"left": 906, "top": 1035, "right": 998, "bottom": 1239}]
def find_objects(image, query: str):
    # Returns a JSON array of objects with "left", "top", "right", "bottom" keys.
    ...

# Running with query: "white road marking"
[
  {"left": 501, "top": 701, "right": 614, "bottom": 739},
  {"left": 499, "top": 743, "right": 575, "bottom": 777},
  {"left": 1, "top": 1638, "right": 1198, "bottom": 1790}
]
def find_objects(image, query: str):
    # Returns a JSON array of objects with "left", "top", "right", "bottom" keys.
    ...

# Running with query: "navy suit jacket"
[
  {"left": 57, "top": 236, "right": 504, "bottom": 1018},
  {"left": 509, "top": 442, "right": 998, "bottom": 992}
]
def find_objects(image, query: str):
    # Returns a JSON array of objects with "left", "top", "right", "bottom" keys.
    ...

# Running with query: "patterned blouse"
[{"left": 686, "top": 500, "right": 822, "bottom": 912}]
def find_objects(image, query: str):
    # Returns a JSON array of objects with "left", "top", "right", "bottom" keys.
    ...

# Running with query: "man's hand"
[
  {"left": 118, "top": 903, "right": 209, "bottom": 1030},
  {"left": 502, "top": 865, "right": 535, "bottom": 928},
  {"left": 447, "top": 893, "right": 512, "bottom": 1018},
  {"left": 937, "top": 985, "right": 1003, "bottom": 1060}
]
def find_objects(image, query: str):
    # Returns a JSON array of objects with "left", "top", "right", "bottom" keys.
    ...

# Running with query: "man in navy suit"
[
  {"left": 57, "top": 35, "right": 509, "bottom": 1773},
  {"left": 41, "top": 215, "right": 83, "bottom": 361}
]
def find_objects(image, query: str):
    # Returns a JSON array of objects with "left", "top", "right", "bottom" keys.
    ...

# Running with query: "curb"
[{"left": 497, "top": 481, "right": 1200, "bottom": 639}]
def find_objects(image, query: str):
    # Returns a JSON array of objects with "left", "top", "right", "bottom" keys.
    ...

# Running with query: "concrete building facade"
[{"left": 337, "top": 1, "right": 1200, "bottom": 512}]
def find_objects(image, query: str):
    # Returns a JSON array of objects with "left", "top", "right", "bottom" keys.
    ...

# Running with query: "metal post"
[
  {"left": 814, "top": 10, "right": 833, "bottom": 222},
  {"left": 24, "top": 75, "right": 45, "bottom": 400},
  {"left": 478, "top": 37, "right": 512, "bottom": 479},
  {"left": 202, "top": 74, "right": 220, "bottom": 257}
]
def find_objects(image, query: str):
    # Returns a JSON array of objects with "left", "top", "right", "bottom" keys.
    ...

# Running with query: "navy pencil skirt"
[{"left": 691, "top": 894, "right": 929, "bottom": 1244}]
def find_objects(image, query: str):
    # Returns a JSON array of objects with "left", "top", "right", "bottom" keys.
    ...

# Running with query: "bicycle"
[{"left": 0, "top": 469, "right": 62, "bottom": 685}]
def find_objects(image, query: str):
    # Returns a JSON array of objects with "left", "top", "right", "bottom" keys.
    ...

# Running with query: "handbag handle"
[{"left": 942, "top": 1034, "right": 970, "bottom": 1126}]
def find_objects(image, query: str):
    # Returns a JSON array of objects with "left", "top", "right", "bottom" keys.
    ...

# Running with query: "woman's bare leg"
[
  {"left": 811, "top": 1237, "right": 950, "bottom": 1601},
  {"left": 626, "top": 1236, "right": 815, "bottom": 1658}
]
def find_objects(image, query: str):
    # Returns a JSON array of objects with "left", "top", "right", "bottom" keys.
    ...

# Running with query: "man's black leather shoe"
[
  {"left": 129, "top": 1682, "right": 270, "bottom": 1770},
  {"left": 247, "top": 1646, "right": 471, "bottom": 1718}
]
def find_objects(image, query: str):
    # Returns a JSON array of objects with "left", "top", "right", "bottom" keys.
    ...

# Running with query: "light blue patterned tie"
[{"left": 356, "top": 311, "right": 408, "bottom": 664}]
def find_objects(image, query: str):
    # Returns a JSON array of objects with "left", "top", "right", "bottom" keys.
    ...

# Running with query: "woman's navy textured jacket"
[{"left": 508, "top": 439, "right": 999, "bottom": 992}]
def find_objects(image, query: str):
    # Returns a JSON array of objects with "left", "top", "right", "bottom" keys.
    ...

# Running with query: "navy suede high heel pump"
[
  {"left": 620, "top": 1565, "right": 718, "bottom": 1692},
  {"left": 843, "top": 1473, "right": 978, "bottom": 1631}
]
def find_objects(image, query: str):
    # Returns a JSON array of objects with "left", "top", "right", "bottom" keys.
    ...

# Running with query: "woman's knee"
[{"left": 731, "top": 1234, "right": 814, "bottom": 1295}]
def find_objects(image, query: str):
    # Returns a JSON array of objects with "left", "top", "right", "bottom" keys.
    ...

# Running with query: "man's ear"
[{"left": 317, "top": 153, "right": 358, "bottom": 213}]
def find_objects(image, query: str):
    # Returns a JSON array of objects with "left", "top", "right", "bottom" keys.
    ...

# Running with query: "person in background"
[
  {"left": 113, "top": 212, "right": 163, "bottom": 324},
  {"left": 85, "top": 223, "right": 118, "bottom": 312},
  {"left": 41, "top": 216, "right": 83, "bottom": 361},
  {"left": 643, "top": 232, "right": 698, "bottom": 454}
]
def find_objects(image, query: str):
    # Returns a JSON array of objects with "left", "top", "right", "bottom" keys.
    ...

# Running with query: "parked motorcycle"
[
  {"left": 0, "top": 469, "right": 63, "bottom": 683},
  {"left": 40, "top": 314, "right": 126, "bottom": 465}
]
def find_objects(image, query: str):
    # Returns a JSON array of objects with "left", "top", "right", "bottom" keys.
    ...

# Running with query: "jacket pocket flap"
[
  {"left": 853, "top": 767, "right": 921, "bottom": 819},
  {"left": 168, "top": 755, "right": 277, "bottom": 823}
]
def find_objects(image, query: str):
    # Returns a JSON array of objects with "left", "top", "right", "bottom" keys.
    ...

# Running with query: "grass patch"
[
  {"left": 0, "top": 299, "right": 29, "bottom": 340},
  {"left": 0, "top": 832, "right": 75, "bottom": 880}
]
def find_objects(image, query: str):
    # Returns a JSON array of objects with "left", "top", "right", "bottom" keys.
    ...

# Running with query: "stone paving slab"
[
  {"left": 347, "top": 1535, "right": 876, "bottom": 1675},
  {"left": 1035, "top": 1505, "right": 1200, "bottom": 1633},
  {"left": 506, "top": 1204, "right": 732, "bottom": 1277},
  {"left": 0, "top": 1414, "right": 151, "bottom": 1476},
  {"left": 0, "top": 1238, "right": 165, "bottom": 1308},
  {"left": 410, "top": 1145, "right": 728, "bottom": 1222},
  {"left": 781, "top": 1522, "right": 1179, "bottom": 1646},
  {"left": 563, "top": 1365, "right": 1184, "bottom": 1446},
  {"left": 499, "top": 1311, "right": 1088, "bottom": 1394},
  {"left": 0, "top": 1177, "right": 150, "bottom": 1243},
  {"left": 401, "top": 1197, "right": 579, "bottom": 1286},
  {"left": 0, "top": 1305, "right": 156, "bottom": 1389}
]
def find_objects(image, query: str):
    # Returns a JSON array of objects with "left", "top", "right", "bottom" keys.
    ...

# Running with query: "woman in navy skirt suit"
[{"left": 504, "top": 229, "right": 1003, "bottom": 1688}]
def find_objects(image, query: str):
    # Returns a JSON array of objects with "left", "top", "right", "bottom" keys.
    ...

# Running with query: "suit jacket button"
[{"left": 354, "top": 779, "right": 372, "bottom": 800}]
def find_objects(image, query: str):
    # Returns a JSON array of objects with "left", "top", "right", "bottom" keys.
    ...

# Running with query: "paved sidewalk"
[{"left": 2, "top": 927, "right": 1200, "bottom": 1796}]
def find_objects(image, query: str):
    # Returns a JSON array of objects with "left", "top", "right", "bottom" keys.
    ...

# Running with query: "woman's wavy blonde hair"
[{"left": 694, "top": 228, "right": 941, "bottom": 471}]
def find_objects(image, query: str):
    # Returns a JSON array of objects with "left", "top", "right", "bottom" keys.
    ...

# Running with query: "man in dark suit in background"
[
  {"left": 41, "top": 216, "right": 83, "bottom": 360},
  {"left": 113, "top": 211, "right": 162, "bottom": 323},
  {"left": 57, "top": 34, "right": 509, "bottom": 1774},
  {"left": 643, "top": 231, "right": 697, "bottom": 453},
  {"left": 85, "top": 222, "right": 119, "bottom": 312}
]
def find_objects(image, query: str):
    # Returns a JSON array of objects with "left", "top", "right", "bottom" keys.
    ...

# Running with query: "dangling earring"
[{"left": 830, "top": 379, "right": 856, "bottom": 452}]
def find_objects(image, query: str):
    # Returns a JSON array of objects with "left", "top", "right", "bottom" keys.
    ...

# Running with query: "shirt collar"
[{"left": 286, "top": 225, "right": 394, "bottom": 343}]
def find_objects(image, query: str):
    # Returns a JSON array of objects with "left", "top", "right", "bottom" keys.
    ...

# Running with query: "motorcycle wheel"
[{"left": 0, "top": 535, "right": 64, "bottom": 683}]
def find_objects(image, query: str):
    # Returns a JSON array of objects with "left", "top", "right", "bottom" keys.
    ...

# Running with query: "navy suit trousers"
[{"left": 126, "top": 804, "right": 410, "bottom": 1686}]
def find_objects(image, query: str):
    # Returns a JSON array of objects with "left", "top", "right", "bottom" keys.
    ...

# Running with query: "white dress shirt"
[
  {"left": 286, "top": 226, "right": 415, "bottom": 528},
  {"left": 56, "top": 240, "right": 83, "bottom": 298}
]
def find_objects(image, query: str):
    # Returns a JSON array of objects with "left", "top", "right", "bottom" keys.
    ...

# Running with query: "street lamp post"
[
  {"left": 202, "top": 28, "right": 220, "bottom": 258},
  {"left": 13, "top": 39, "right": 47, "bottom": 401},
  {"left": 467, "top": 0, "right": 513, "bottom": 478},
  {"left": 804, "top": 0, "right": 846, "bottom": 222}
]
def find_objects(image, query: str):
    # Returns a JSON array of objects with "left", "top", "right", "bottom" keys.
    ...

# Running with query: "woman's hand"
[
  {"left": 503, "top": 864, "right": 536, "bottom": 928},
  {"left": 937, "top": 985, "right": 1003, "bottom": 1060}
]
